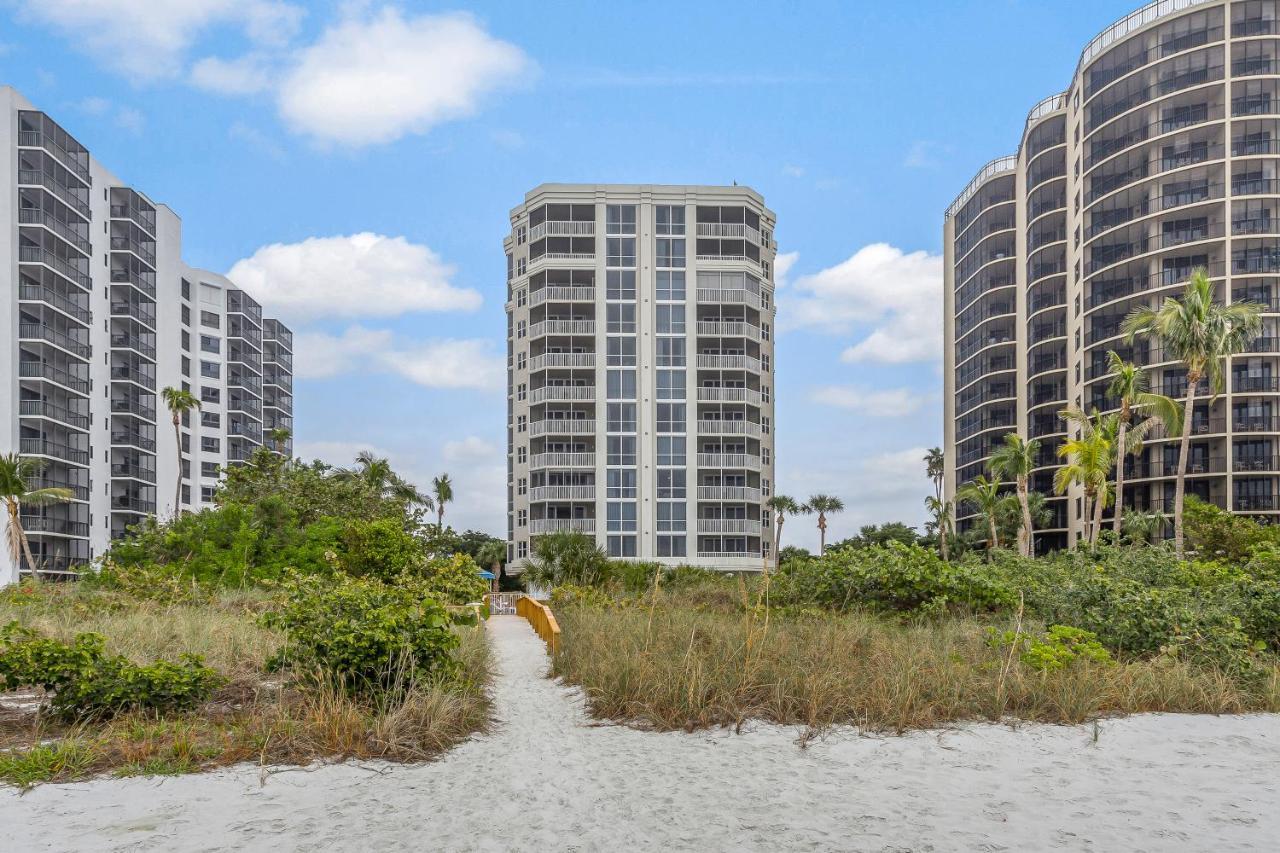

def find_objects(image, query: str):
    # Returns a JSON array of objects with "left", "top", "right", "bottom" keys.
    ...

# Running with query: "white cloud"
[
  {"left": 276, "top": 9, "right": 530, "bottom": 146},
  {"left": 444, "top": 436, "right": 499, "bottom": 465},
  {"left": 784, "top": 242, "right": 943, "bottom": 365},
  {"left": 191, "top": 53, "right": 273, "bottom": 95},
  {"left": 782, "top": 163, "right": 805, "bottom": 177},
  {"left": 226, "top": 233, "right": 481, "bottom": 321},
  {"left": 294, "top": 327, "right": 503, "bottom": 392},
  {"left": 904, "top": 140, "right": 946, "bottom": 169},
  {"left": 810, "top": 386, "right": 930, "bottom": 417},
  {"left": 75, "top": 97, "right": 144, "bottom": 134},
  {"left": 774, "top": 251, "right": 799, "bottom": 289},
  {"left": 19, "top": 0, "right": 303, "bottom": 78},
  {"left": 293, "top": 439, "right": 391, "bottom": 468},
  {"left": 228, "top": 121, "right": 286, "bottom": 160}
]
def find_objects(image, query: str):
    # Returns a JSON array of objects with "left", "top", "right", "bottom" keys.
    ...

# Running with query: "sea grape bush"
[{"left": 989, "top": 625, "right": 1114, "bottom": 672}]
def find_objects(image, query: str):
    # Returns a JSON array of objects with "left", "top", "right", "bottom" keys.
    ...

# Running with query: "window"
[
  {"left": 182, "top": 279, "right": 191, "bottom": 300},
  {"left": 201, "top": 436, "right": 221, "bottom": 452},
  {"left": 656, "top": 304, "right": 685, "bottom": 333},
  {"left": 656, "top": 271, "right": 685, "bottom": 300},
  {"left": 607, "top": 502, "right": 637, "bottom": 532},
  {"left": 657, "top": 436, "right": 686, "bottom": 466},
  {"left": 517, "top": 352, "right": 526, "bottom": 370},
  {"left": 516, "top": 224, "right": 527, "bottom": 245},
  {"left": 761, "top": 321, "right": 771, "bottom": 341},
  {"left": 606, "top": 204, "right": 636, "bottom": 235},
  {"left": 657, "top": 502, "right": 686, "bottom": 532},
  {"left": 200, "top": 335, "right": 220, "bottom": 353},
  {"left": 607, "top": 337, "right": 636, "bottom": 366},
  {"left": 762, "top": 415, "right": 771, "bottom": 435},
  {"left": 606, "top": 237, "right": 636, "bottom": 267},
  {"left": 200, "top": 310, "right": 220, "bottom": 328},
  {"left": 201, "top": 461, "right": 219, "bottom": 477},
  {"left": 201, "top": 387, "right": 220, "bottom": 404},
  {"left": 607, "top": 468, "right": 637, "bottom": 498},
  {"left": 517, "top": 509, "right": 527, "bottom": 528},
  {"left": 607, "top": 369, "right": 637, "bottom": 399},
  {"left": 181, "top": 305, "right": 191, "bottom": 325},
  {"left": 200, "top": 360, "right": 220, "bottom": 378},
  {"left": 607, "top": 436, "right": 637, "bottom": 466},
  {"left": 656, "top": 205, "right": 685, "bottom": 235},
  {"left": 656, "top": 238, "right": 685, "bottom": 268},
  {"left": 517, "top": 257, "right": 526, "bottom": 276},
  {"left": 201, "top": 411, "right": 221, "bottom": 428},
  {"left": 516, "top": 320, "right": 526, "bottom": 339},
  {"left": 656, "top": 338, "right": 685, "bottom": 367},
  {"left": 607, "top": 303, "right": 636, "bottom": 333},
  {"left": 517, "top": 288, "right": 527, "bottom": 307},
  {"left": 181, "top": 459, "right": 191, "bottom": 479},
  {"left": 762, "top": 385, "right": 771, "bottom": 403},
  {"left": 657, "top": 469, "right": 686, "bottom": 498},
  {"left": 181, "top": 484, "right": 191, "bottom": 504},
  {"left": 608, "top": 535, "right": 637, "bottom": 557},
  {"left": 517, "top": 446, "right": 527, "bottom": 464},
  {"left": 181, "top": 356, "right": 190, "bottom": 378},
  {"left": 517, "top": 383, "right": 527, "bottom": 402},
  {"left": 657, "top": 403, "right": 685, "bottom": 432},
  {"left": 607, "top": 403, "right": 637, "bottom": 432},
  {"left": 657, "top": 535, "right": 686, "bottom": 557},
  {"left": 181, "top": 331, "right": 190, "bottom": 352},
  {"left": 762, "top": 353, "right": 771, "bottom": 372},
  {"left": 517, "top": 477, "right": 527, "bottom": 496},
  {"left": 606, "top": 270, "right": 636, "bottom": 300},
  {"left": 201, "top": 485, "right": 216, "bottom": 503},
  {"left": 517, "top": 414, "right": 526, "bottom": 433},
  {"left": 517, "top": 541, "right": 528, "bottom": 559},
  {"left": 181, "top": 433, "right": 190, "bottom": 452},
  {"left": 656, "top": 369, "right": 685, "bottom": 399}
]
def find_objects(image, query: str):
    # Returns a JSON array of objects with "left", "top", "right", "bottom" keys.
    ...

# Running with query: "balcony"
[
  {"left": 18, "top": 123, "right": 91, "bottom": 183},
  {"left": 697, "top": 518, "right": 763, "bottom": 536},
  {"left": 529, "top": 518, "right": 596, "bottom": 534},
  {"left": 529, "top": 319, "right": 594, "bottom": 338},
  {"left": 18, "top": 323, "right": 90, "bottom": 359},
  {"left": 528, "top": 221, "right": 595, "bottom": 241},
  {"left": 530, "top": 385, "right": 595, "bottom": 404},
  {"left": 697, "top": 419, "right": 763, "bottom": 437},
  {"left": 529, "top": 485, "right": 596, "bottom": 502},
  {"left": 111, "top": 300, "right": 156, "bottom": 328},
  {"left": 111, "top": 495, "right": 156, "bottom": 515},
  {"left": 110, "top": 398, "right": 157, "bottom": 421},
  {"left": 111, "top": 462, "right": 157, "bottom": 484},
  {"left": 1233, "top": 457, "right": 1280, "bottom": 473},
  {"left": 18, "top": 207, "right": 91, "bottom": 255},
  {"left": 698, "top": 485, "right": 762, "bottom": 502},
  {"left": 1234, "top": 494, "right": 1280, "bottom": 511},
  {"left": 530, "top": 286, "right": 595, "bottom": 307},
  {"left": 696, "top": 354, "right": 762, "bottom": 372},
  {"left": 695, "top": 288, "right": 766, "bottom": 309},
  {"left": 19, "top": 399, "right": 89, "bottom": 430},
  {"left": 697, "top": 453, "right": 762, "bottom": 469},
  {"left": 18, "top": 284, "right": 91, "bottom": 324},
  {"left": 20, "top": 515, "right": 90, "bottom": 537},
  {"left": 697, "top": 386, "right": 764, "bottom": 404},
  {"left": 110, "top": 428, "right": 156, "bottom": 451},
  {"left": 19, "top": 245, "right": 90, "bottom": 289},
  {"left": 696, "top": 321, "right": 762, "bottom": 341},
  {"left": 19, "top": 437, "right": 89, "bottom": 465},
  {"left": 17, "top": 168, "right": 91, "bottom": 218},
  {"left": 29, "top": 476, "right": 89, "bottom": 502},
  {"left": 530, "top": 452, "right": 595, "bottom": 469},
  {"left": 697, "top": 550, "right": 764, "bottom": 560},
  {"left": 19, "top": 361, "right": 89, "bottom": 395},
  {"left": 529, "top": 352, "right": 595, "bottom": 371},
  {"left": 530, "top": 420, "right": 595, "bottom": 437}
]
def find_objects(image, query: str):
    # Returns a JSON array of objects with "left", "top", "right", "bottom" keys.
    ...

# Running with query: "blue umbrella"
[{"left": 477, "top": 569, "right": 496, "bottom": 580}]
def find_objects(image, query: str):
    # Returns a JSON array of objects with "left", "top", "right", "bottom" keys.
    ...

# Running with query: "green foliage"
[
  {"left": 523, "top": 530, "right": 611, "bottom": 587},
  {"left": 262, "top": 574, "right": 460, "bottom": 693},
  {"left": 777, "top": 541, "right": 1014, "bottom": 616},
  {"left": 420, "top": 553, "right": 490, "bottom": 604},
  {"left": 0, "top": 622, "right": 221, "bottom": 720},
  {"left": 340, "top": 517, "right": 423, "bottom": 581},
  {"left": 991, "top": 625, "right": 1114, "bottom": 672},
  {"left": 827, "top": 522, "right": 920, "bottom": 551},
  {"left": 0, "top": 741, "right": 98, "bottom": 789},
  {"left": 1184, "top": 495, "right": 1280, "bottom": 563}
]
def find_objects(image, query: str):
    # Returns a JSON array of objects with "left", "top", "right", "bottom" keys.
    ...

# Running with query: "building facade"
[
  {"left": 945, "top": 0, "right": 1280, "bottom": 548},
  {"left": 0, "top": 86, "right": 294, "bottom": 582},
  {"left": 504, "top": 184, "right": 778, "bottom": 571}
]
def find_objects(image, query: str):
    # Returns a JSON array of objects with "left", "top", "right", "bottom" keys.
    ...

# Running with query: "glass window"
[
  {"left": 200, "top": 310, "right": 220, "bottom": 328},
  {"left": 201, "top": 386, "right": 220, "bottom": 404},
  {"left": 657, "top": 402, "right": 685, "bottom": 432},
  {"left": 656, "top": 338, "right": 685, "bottom": 367},
  {"left": 606, "top": 237, "right": 636, "bottom": 267},
  {"left": 657, "top": 436, "right": 686, "bottom": 466},
  {"left": 607, "top": 502, "right": 637, "bottom": 532},
  {"left": 607, "top": 303, "right": 636, "bottom": 333},
  {"left": 607, "top": 468, "right": 637, "bottom": 498},
  {"left": 656, "top": 369, "right": 685, "bottom": 400},
  {"left": 656, "top": 271, "right": 686, "bottom": 300},
  {"left": 607, "top": 270, "right": 636, "bottom": 300},
  {"left": 606, "top": 204, "right": 636, "bottom": 235},
  {"left": 607, "top": 436, "right": 637, "bottom": 466},
  {"left": 657, "top": 502, "right": 686, "bottom": 532},
  {"left": 200, "top": 360, "right": 220, "bottom": 378},
  {"left": 656, "top": 238, "right": 686, "bottom": 268},
  {"left": 656, "top": 304, "right": 685, "bottom": 333},
  {"left": 607, "top": 403, "right": 637, "bottom": 432},
  {"left": 607, "top": 369, "right": 637, "bottom": 399},
  {"left": 200, "top": 335, "right": 220, "bottom": 353},
  {"left": 657, "top": 535, "right": 686, "bottom": 557},
  {"left": 201, "top": 436, "right": 220, "bottom": 452},
  {"left": 607, "top": 337, "right": 637, "bottom": 366},
  {"left": 657, "top": 469, "right": 686, "bottom": 498},
  {"left": 608, "top": 535, "right": 637, "bottom": 557},
  {"left": 656, "top": 205, "right": 685, "bottom": 235}
]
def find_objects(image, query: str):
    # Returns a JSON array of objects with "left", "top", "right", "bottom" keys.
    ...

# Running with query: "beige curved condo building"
[
  {"left": 504, "top": 184, "right": 778, "bottom": 571},
  {"left": 945, "top": 0, "right": 1280, "bottom": 549}
]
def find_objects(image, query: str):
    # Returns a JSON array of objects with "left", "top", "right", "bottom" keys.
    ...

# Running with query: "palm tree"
[
  {"left": 1122, "top": 269, "right": 1262, "bottom": 557},
  {"left": 160, "top": 386, "right": 200, "bottom": 518},
  {"left": 988, "top": 432, "right": 1040, "bottom": 557},
  {"left": 432, "top": 473, "right": 454, "bottom": 531},
  {"left": 766, "top": 495, "right": 804, "bottom": 573},
  {"left": 1103, "top": 351, "right": 1183, "bottom": 538},
  {"left": 0, "top": 454, "right": 74, "bottom": 580},
  {"left": 475, "top": 539, "right": 506, "bottom": 594},
  {"left": 337, "top": 451, "right": 431, "bottom": 507},
  {"left": 804, "top": 494, "right": 845, "bottom": 556},
  {"left": 1121, "top": 507, "right": 1166, "bottom": 545},
  {"left": 957, "top": 475, "right": 1002, "bottom": 550},
  {"left": 924, "top": 447, "right": 945, "bottom": 503},
  {"left": 1053, "top": 409, "right": 1114, "bottom": 547},
  {"left": 924, "top": 495, "right": 953, "bottom": 561},
  {"left": 267, "top": 427, "right": 292, "bottom": 455}
]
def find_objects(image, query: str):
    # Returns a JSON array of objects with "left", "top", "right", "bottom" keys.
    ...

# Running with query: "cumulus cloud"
[
  {"left": 276, "top": 9, "right": 531, "bottom": 145},
  {"left": 294, "top": 327, "right": 503, "bottom": 392},
  {"left": 810, "top": 386, "right": 930, "bottom": 417},
  {"left": 227, "top": 233, "right": 481, "bottom": 321},
  {"left": 20, "top": 0, "right": 303, "bottom": 78},
  {"left": 784, "top": 243, "right": 943, "bottom": 365},
  {"left": 191, "top": 53, "right": 273, "bottom": 94}
]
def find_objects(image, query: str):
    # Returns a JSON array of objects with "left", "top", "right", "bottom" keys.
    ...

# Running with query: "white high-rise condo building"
[
  {"left": 945, "top": 0, "right": 1280, "bottom": 550},
  {"left": 504, "top": 184, "right": 778, "bottom": 571},
  {"left": 0, "top": 87, "right": 295, "bottom": 583}
]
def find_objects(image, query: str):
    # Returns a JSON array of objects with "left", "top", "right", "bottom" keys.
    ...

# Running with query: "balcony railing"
[
  {"left": 529, "top": 353, "right": 595, "bottom": 371},
  {"left": 697, "top": 550, "right": 764, "bottom": 559},
  {"left": 696, "top": 386, "right": 764, "bottom": 404},
  {"left": 528, "top": 221, "right": 595, "bottom": 240},
  {"left": 110, "top": 398, "right": 157, "bottom": 421},
  {"left": 29, "top": 476, "right": 89, "bottom": 502},
  {"left": 111, "top": 462, "right": 157, "bottom": 483},
  {"left": 696, "top": 518, "right": 763, "bottom": 535},
  {"left": 19, "top": 437, "right": 89, "bottom": 465},
  {"left": 111, "top": 429, "right": 157, "bottom": 451},
  {"left": 18, "top": 323, "right": 90, "bottom": 358},
  {"left": 110, "top": 300, "right": 157, "bottom": 327},
  {"left": 697, "top": 453, "right": 762, "bottom": 469},
  {"left": 697, "top": 485, "right": 762, "bottom": 502},
  {"left": 696, "top": 321, "right": 763, "bottom": 341},
  {"left": 1234, "top": 495, "right": 1280, "bottom": 511},
  {"left": 110, "top": 365, "right": 156, "bottom": 391},
  {"left": 530, "top": 452, "right": 595, "bottom": 469},
  {"left": 697, "top": 419, "right": 763, "bottom": 437},
  {"left": 18, "top": 284, "right": 91, "bottom": 323},
  {"left": 19, "top": 360, "right": 89, "bottom": 394},
  {"left": 530, "top": 287, "right": 595, "bottom": 306},
  {"left": 20, "top": 515, "right": 89, "bottom": 537},
  {"left": 529, "top": 485, "right": 596, "bottom": 502},
  {"left": 696, "top": 288, "right": 766, "bottom": 309},
  {"left": 19, "top": 399, "right": 89, "bottom": 430},
  {"left": 695, "top": 222, "right": 762, "bottom": 243},
  {"left": 529, "top": 319, "right": 595, "bottom": 338},
  {"left": 19, "top": 246, "right": 90, "bottom": 289},
  {"left": 530, "top": 385, "right": 595, "bottom": 404},
  {"left": 17, "top": 169, "right": 91, "bottom": 218},
  {"left": 696, "top": 354, "right": 763, "bottom": 372},
  {"left": 111, "top": 495, "right": 157, "bottom": 514},
  {"left": 529, "top": 518, "right": 597, "bottom": 534},
  {"left": 110, "top": 333, "right": 157, "bottom": 359},
  {"left": 18, "top": 207, "right": 92, "bottom": 255},
  {"left": 530, "top": 420, "right": 595, "bottom": 437},
  {"left": 17, "top": 128, "right": 91, "bottom": 182}
]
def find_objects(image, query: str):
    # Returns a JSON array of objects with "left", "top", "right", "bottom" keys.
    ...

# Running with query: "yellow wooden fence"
[{"left": 516, "top": 595, "right": 562, "bottom": 655}]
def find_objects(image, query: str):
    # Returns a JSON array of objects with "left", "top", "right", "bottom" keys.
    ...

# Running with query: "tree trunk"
[
  {"left": 1091, "top": 483, "right": 1105, "bottom": 546},
  {"left": 1175, "top": 374, "right": 1198, "bottom": 559},
  {"left": 1081, "top": 491, "right": 1093, "bottom": 547},
  {"left": 988, "top": 515, "right": 999, "bottom": 551},
  {"left": 173, "top": 414, "right": 183, "bottom": 520},
  {"left": 1113, "top": 416, "right": 1128, "bottom": 538},
  {"left": 1017, "top": 475, "right": 1033, "bottom": 557},
  {"left": 438, "top": 506, "right": 445, "bottom": 532},
  {"left": 772, "top": 516, "right": 784, "bottom": 575},
  {"left": 939, "top": 516, "right": 950, "bottom": 562},
  {"left": 6, "top": 499, "right": 38, "bottom": 579},
  {"left": 817, "top": 513, "right": 827, "bottom": 555}
]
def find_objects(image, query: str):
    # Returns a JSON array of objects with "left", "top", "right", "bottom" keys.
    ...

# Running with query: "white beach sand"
[{"left": 3, "top": 615, "right": 1277, "bottom": 852}]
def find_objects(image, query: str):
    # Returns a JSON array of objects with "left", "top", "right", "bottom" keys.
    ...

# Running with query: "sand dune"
[{"left": 3, "top": 615, "right": 1277, "bottom": 851}]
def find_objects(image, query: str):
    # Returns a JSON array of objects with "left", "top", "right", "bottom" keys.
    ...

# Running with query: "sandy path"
[{"left": 3, "top": 615, "right": 1278, "bottom": 851}]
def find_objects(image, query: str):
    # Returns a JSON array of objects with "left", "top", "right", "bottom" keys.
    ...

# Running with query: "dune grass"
[
  {"left": 551, "top": 591, "right": 1280, "bottom": 735},
  {"left": 0, "top": 582, "right": 491, "bottom": 788}
]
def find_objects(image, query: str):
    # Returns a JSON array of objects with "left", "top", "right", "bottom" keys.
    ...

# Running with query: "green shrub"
[
  {"left": 262, "top": 574, "right": 460, "bottom": 692},
  {"left": 420, "top": 553, "right": 489, "bottom": 604},
  {"left": 339, "top": 517, "right": 424, "bottom": 581},
  {"left": 990, "top": 625, "right": 1113, "bottom": 672},
  {"left": 0, "top": 622, "right": 221, "bottom": 720},
  {"left": 777, "top": 542, "right": 1013, "bottom": 615}
]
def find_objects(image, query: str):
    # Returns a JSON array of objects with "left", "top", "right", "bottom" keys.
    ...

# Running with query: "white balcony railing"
[
  {"left": 529, "top": 518, "right": 597, "bottom": 534},
  {"left": 530, "top": 452, "right": 595, "bottom": 469},
  {"left": 696, "top": 354, "right": 763, "bottom": 372},
  {"left": 697, "top": 419, "right": 763, "bottom": 437},
  {"left": 696, "top": 386, "right": 764, "bottom": 404},
  {"left": 530, "top": 385, "right": 595, "bottom": 404},
  {"left": 696, "top": 518, "right": 763, "bottom": 535},
  {"left": 529, "top": 352, "right": 595, "bottom": 371},
  {"left": 530, "top": 419, "right": 596, "bottom": 437},
  {"left": 697, "top": 550, "right": 764, "bottom": 559},
  {"left": 697, "top": 453, "right": 763, "bottom": 469},
  {"left": 697, "top": 486, "right": 763, "bottom": 502},
  {"left": 696, "top": 254, "right": 760, "bottom": 268},
  {"left": 529, "top": 319, "right": 595, "bottom": 338},
  {"left": 530, "top": 252, "right": 595, "bottom": 267},
  {"left": 528, "top": 220, "right": 595, "bottom": 241},
  {"left": 696, "top": 321, "right": 762, "bottom": 341},
  {"left": 695, "top": 222, "right": 762, "bottom": 243},
  {"left": 696, "top": 288, "right": 767, "bottom": 308},
  {"left": 529, "top": 485, "right": 596, "bottom": 502},
  {"left": 530, "top": 287, "right": 595, "bottom": 306}
]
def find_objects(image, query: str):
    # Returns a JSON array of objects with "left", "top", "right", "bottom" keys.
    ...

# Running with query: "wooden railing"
[{"left": 517, "top": 595, "right": 561, "bottom": 655}]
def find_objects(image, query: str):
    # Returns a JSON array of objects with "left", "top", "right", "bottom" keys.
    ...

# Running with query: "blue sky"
[{"left": 1, "top": 0, "right": 1145, "bottom": 548}]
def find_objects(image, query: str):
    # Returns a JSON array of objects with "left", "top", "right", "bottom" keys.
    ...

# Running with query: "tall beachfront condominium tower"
[
  {"left": 0, "top": 86, "right": 294, "bottom": 582},
  {"left": 504, "top": 184, "right": 778, "bottom": 571},
  {"left": 945, "top": 0, "right": 1280, "bottom": 550}
]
